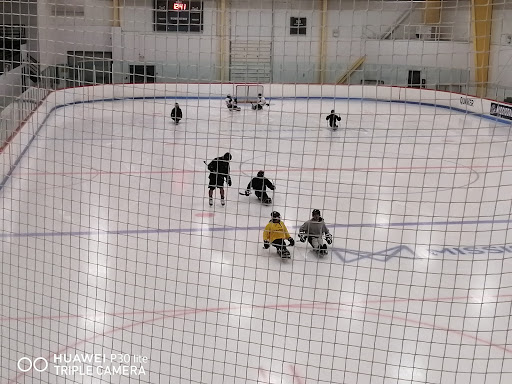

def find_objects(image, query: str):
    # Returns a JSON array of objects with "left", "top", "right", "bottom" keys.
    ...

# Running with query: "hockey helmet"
[
  {"left": 223, "top": 152, "right": 232, "bottom": 160},
  {"left": 312, "top": 209, "right": 321, "bottom": 217},
  {"left": 257, "top": 170, "right": 264, "bottom": 177},
  {"left": 175, "top": 102, "right": 179, "bottom": 106},
  {"left": 258, "top": 93, "right": 262, "bottom": 97},
  {"left": 331, "top": 109, "right": 335, "bottom": 113},
  {"left": 271, "top": 211, "right": 281, "bottom": 219}
]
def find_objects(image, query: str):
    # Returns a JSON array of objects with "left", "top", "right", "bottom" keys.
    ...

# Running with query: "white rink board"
[{"left": 47, "top": 83, "right": 505, "bottom": 119}]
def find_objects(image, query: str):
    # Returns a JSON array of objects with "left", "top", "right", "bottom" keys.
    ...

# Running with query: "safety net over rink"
[
  {"left": 2, "top": 0, "right": 512, "bottom": 383},
  {"left": 0, "top": 82, "right": 511, "bottom": 384}
]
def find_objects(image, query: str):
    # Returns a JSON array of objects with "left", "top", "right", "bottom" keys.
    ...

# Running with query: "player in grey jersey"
[{"left": 298, "top": 209, "right": 332, "bottom": 255}]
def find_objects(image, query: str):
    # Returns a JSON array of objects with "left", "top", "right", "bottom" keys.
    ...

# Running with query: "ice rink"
[{"left": 1, "top": 97, "right": 512, "bottom": 383}]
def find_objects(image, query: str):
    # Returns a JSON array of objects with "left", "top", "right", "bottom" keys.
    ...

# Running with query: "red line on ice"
[
  {"left": 14, "top": 163, "right": 501, "bottom": 177},
  {"left": 7, "top": 295, "right": 512, "bottom": 382}
]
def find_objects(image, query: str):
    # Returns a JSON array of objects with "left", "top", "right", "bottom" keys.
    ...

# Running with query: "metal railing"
[
  {"left": 363, "top": 24, "right": 468, "bottom": 42},
  {"left": 0, "top": 87, "right": 50, "bottom": 145}
]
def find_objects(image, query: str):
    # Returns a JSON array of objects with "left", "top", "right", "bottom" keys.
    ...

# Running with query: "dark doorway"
[
  {"left": 408, "top": 70, "right": 421, "bottom": 88},
  {"left": 129, "top": 65, "right": 156, "bottom": 83}
]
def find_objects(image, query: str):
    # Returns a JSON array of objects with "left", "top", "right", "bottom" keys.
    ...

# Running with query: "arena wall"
[{"left": 35, "top": 0, "right": 474, "bottom": 84}]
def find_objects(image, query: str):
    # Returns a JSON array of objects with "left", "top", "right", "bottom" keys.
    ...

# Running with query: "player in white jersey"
[{"left": 252, "top": 93, "right": 267, "bottom": 110}]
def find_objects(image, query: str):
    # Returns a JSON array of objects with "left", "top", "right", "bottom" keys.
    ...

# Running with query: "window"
[
  {"left": 129, "top": 65, "right": 156, "bottom": 84},
  {"left": 290, "top": 17, "right": 306, "bottom": 35}
]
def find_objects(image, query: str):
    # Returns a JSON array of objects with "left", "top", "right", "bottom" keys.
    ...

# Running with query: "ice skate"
[
  {"left": 209, "top": 197, "right": 213, "bottom": 206},
  {"left": 319, "top": 244, "right": 328, "bottom": 256},
  {"left": 221, "top": 198, "right": 225, "bottom": 206}
]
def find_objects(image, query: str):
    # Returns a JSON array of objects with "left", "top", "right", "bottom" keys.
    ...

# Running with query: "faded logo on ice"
[{"left": 331, "top": 244, "right": 512, "bottom": 263}]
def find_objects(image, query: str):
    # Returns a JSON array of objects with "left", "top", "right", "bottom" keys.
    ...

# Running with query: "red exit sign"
[{"left": 173, "top": 2, "right": 187, "bottom": 10}]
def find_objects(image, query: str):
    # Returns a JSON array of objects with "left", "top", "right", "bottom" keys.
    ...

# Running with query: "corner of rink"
[{"left": 0, "top": 89, "right": 54, "bottom": 193}]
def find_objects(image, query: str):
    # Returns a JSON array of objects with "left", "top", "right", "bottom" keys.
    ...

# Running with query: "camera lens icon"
[{"left": 17, "top": 357, "right": 48, "bottom": 372}]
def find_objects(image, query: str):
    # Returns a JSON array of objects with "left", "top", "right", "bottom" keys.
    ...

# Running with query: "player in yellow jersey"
[{"left": 263, "top": 211, "right": 295, "bottom": 258}]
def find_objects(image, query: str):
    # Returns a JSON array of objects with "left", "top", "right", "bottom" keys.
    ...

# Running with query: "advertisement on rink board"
[
  {"left": 459, "top": 96, "right": 474, "bottom": 107},
  {"left": 490, "top": 102, "right": 512, "bottom": 121}
]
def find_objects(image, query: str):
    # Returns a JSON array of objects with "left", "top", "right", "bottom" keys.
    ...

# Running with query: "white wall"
[
  {"left": 37, "top": 0, "right": 113, "bottom": 68},
  {"left": 28, "top": 0, "right": 511, "bottom": 87},
  {"left": 442, "top": 4, "right": 471, "bottom": 42},
  {"left": 489, "top": 7, "right": 512, "bottom": 88},
  {"left": 117, "top": 0, "right": 218, "bottom": 81},
  {"left": 226, "top": 0, "right": 472, "bottom": 83},
  {"left": 273, "top": 7, "right": 319, "bottom": 82},
  {"left": 323, "top": 1, "right": 472, "bottom": 84}
]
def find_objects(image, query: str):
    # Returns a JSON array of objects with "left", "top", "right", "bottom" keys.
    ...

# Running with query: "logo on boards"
[
  {"left": 459, "top": 97, "right": 474, "bottom": 107},
  {"left": 490, "top": 102, "right": 512, "bottom": 120}
]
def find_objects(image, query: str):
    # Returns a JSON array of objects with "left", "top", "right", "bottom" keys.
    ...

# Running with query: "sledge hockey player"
[
  {"left": 298, "top": 209, "right": 332, "bottom": 255},
  {"left": 225, "top": 94, "right": 240, "bottom": 111},
  {"left": 243, "top": 170, "right": 275, "bottom": 204},
  {"left": 171, "top": 102, "right": 183, "bottom": 124},
  {"left": 263, "top": 211, "right": 295, "bottom": 258},
  {"left": 326, "top": 110, "right": 341, "bottom": 129},
  {"left": 207, "top": 152, "right": 232, "bottom": 206},
  {"left": 251, "top": 93, "right": 267, "bottom": 110}
]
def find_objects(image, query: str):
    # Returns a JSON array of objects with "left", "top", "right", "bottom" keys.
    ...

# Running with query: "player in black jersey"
[{"left": 243, "top": 170, "right": 275, "bottom": 204}]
